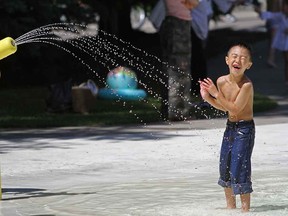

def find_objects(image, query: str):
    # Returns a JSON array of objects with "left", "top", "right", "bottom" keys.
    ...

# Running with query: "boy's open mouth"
[{"left": 233, "top": 64, "right": 241, "bottom": 70}]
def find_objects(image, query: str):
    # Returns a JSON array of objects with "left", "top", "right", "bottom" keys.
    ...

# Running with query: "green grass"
[
  {"left": 253, "top": 93, "right": 278, "bottom": 112},
  {"left": 0, "top": 87, "right": 278, "bottom": 128}
]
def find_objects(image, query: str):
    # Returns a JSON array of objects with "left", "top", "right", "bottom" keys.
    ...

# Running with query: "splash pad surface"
[{"left": 1, "top": 119, "right": 288, "bottom": 215}]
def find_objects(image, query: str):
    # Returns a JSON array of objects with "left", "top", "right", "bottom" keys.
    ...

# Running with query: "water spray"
[{"left": 0, "top": 37, "right": 17, "bottom": 60}]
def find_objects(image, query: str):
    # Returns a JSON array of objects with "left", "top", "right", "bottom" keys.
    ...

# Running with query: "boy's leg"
[
  {"left": 240, "top": 193, "right": 250, "bottom": 212},
  {"left": 230, "top": 122, "right": 255, "bottom": 211},
  {"left": 224, "top": 188, "right": 236, "bottom": 209}
]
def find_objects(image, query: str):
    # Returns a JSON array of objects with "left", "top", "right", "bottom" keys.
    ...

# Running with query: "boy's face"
[{"left": 225, "top": 46, "right": 252, "bottom": 77}]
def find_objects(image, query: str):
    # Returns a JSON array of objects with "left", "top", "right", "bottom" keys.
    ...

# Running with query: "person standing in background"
[
  {"left": 190, "top": 0, "right": 236, "bottom": 95},
  {"left": 255, "top": 0, "right": 288, "bottom": 84},
  {"left": 159, "top": 0, "right": 199, "bottom": 121},
  {"left": 151, "top": 0, "right": 235, "bottom": 115},
  {"left": 266, "top": 0, "right": 283, "bottom": 68}
]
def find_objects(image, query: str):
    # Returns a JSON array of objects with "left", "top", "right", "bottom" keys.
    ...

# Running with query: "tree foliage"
[{"left": 0, "top": 0, "right": 158, "bottom": 87}]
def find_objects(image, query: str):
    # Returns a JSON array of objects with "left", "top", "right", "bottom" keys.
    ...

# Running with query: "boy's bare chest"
[{"left": 222, "top": 83, "right": 240, "bottom": 101}]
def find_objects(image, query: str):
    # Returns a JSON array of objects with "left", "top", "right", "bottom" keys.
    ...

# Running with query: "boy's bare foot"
[
  {"left": 240, "top": 193, "right": 251, "bottom": 212},
  {"left": 224, "top": 188, "right": 236, "bottom": 209}
]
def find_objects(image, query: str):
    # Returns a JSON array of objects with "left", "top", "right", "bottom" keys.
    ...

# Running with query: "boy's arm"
[
  {"left": 203, "top": 94, "right": 227, "bottom": 112},
  {"left": 199, "top": 80, "right": 227, "bottom": 112},
  {"left": 205, "top": 78, "right": 253, "bottom": 115}
]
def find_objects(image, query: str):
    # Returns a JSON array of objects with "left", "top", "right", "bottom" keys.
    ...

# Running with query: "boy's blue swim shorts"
[{"left": 218, "top": 120, "right": 255, "bottom": 195}]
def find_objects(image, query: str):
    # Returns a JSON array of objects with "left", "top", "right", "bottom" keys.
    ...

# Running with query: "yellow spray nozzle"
[{"left": 0, "top": 37, "right": 17, "bottom": 60}]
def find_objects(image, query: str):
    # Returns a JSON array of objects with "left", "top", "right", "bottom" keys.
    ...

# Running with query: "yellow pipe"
[{"left": 0, "top": 37, "right": 17, "bottom": 60}]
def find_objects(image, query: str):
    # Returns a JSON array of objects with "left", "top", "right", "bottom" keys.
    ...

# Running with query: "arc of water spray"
[
  {"left": 15, "top": 23, "right": 178, "bottom": 120},
  {"left": 1, "top": 23, "right": 224, "bottom": 124}
]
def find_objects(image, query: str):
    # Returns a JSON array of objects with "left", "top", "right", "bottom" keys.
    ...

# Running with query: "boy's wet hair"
[{"left": 227, "top": 41, "right": 253, "bottom": 61}]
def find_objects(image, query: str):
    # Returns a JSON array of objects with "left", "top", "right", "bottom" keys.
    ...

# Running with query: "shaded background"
[
  {"left": 0, "top": 0, "right": 268, "bottom": 89},
  {"left": 0, "top": 0, "right": 160, "bottom": 87}
]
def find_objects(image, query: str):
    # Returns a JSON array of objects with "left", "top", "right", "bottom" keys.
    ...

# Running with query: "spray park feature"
[{"left": 98, "top": 66, "right": 147, "bottom": 101}]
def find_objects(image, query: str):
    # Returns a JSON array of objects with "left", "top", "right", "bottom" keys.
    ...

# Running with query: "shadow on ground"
[{"left": 2, "top": 187, "right": 95, "bottom": 201}]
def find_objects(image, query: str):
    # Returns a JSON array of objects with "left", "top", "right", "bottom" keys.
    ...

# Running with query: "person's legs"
[
  {"left": 224, "top": 188, "right": 236, "bottom": 209},
  {"left": 267, "top": 47, "right": 276, "bottom": 68},
  {"left": 267, "top": 28, "right": 277, "bottom": 68},
  {"left": 218, "top": 128, "right": 232, "bottom": 186},
  {"left": 218, "top": 125, "right": 235, "bottom": 208},
  {"left": 160, "top": 17, "right": 191, "bottom": 121},
  {"left": 240, "top": 193, "right": 251, "bottom": 212},
  {"left": 283, "top": 51, "right": 288, "bottom": 84},
  {"left": 230, "top": 121, "right": 255, "bottom": 211}
]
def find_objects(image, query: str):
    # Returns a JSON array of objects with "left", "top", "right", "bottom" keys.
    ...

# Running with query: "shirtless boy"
[{"left": 199, "top": 42, "right": 255, "bottom": 212}]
